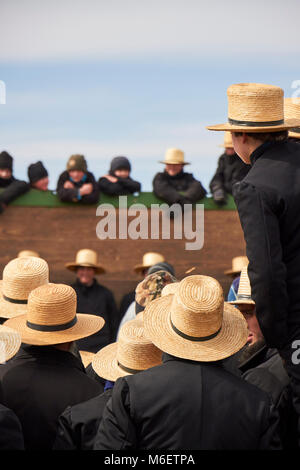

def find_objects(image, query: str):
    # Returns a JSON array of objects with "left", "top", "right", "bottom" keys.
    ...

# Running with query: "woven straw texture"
[
  {"left": 0, "top": 325, "right": 21, "bottom": 363},
  {"left": 285, "top": 98, "right": 300, "bottom": 138},
  {"left": 229, "top": 266, "right": 255, "bottom": 306},
  {"left": 224, "top": 256, "right": 248, "bottom": 276},
  {"left": 134, "top": 252, "right": 165, "bottom": 273}
]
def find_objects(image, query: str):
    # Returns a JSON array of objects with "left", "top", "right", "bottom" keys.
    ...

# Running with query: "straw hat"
[
  {"left": 65, "top": 249, "right": 106, "bottom": 274},
  {"left": 161, "top": 282, "right": 179, "bottom": 297},
  {"left": 92, "top": 318, "right": 162, "bottom": 381},
  {"left": 18, "top": 250, "right": 40, "bottom": 258},
  {"left": 79, "top": 350, "right": 95, "bottom": 368},
  {"left": 207, "top": 83, "right": 300, "bottom": 133},
  {"left": 134, "top": 252, "right": 165, "bottom": 274},
  {"left": 284, "top": 98, "right": 300, "bottom": 139},
  {"left": 0, "top": 325, "right": 21, "bottom": 363},
  {"left": 228, "top": 266, "right": 255, "bottom": 306},
  {"left": 219, "top": 132, "right": 234, "bottom": 149},
  {"left": 224, "top": 256, "right": 248, "bottom": 276},
  {"left": 4, "top": 283, "right": 105, "bottom": 346},
  {"left": 0, "top": 257, "right": 49, "bottom": 319},
  {"left": 143, "top": 275, "right": 248, "bottom": 362},
  {"left": 159, "top": 148, "right": 190, "bottom": 165}
]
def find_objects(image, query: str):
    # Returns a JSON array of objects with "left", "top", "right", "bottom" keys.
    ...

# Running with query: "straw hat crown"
[
  {"left": 221, "top": 132, "right": 233, "bottom": 149},
  {"left": 284, "top": 98, "right": 300, "bottom": 138},
  {"left": 18, "top": 250, "right": 40, "bottom": 258},
  {"left": 159, "top": 148, "right": 190, "bottom": 165},
  {"left": 224, "top": 256, "right": 248, "bottom": 276},
  {"left": 134, "top": 252, "right": 165, "bottom": 273},
  {"left": 65, "top": 249, "right": 105, "bottom": 274},
  {"left": 0, "top": 325, "right": 21, "bottom": 363},
  {"left": 2, "top": 257, "right": 49, "bottom": 302},
  {"left": 229, "top": 266, "right": 255, "bottom": 306}
]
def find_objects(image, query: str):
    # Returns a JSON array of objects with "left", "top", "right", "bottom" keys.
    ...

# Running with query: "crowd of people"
[{"left": 0, "top": 83, "right": 300, "bottom": 450}]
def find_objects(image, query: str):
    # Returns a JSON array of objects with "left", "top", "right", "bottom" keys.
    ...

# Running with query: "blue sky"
[{"left": 0, "top": 0, "right": 300, "bottom": 191}]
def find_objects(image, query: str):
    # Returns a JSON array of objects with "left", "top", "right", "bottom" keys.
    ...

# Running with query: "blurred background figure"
[
  {"left": 284, "top": 98, "right": 300, "bottom": 144},
  {"left": 17, "top": 250, "right": 40, "bottom": 258},
  {"left": 28, "top": 161, "right": 49, "bottom": 192},
  {"left": 224, "top": 255, "right": 248, "bottom": 301},
  {"left": 98, "top": 156, "right": 141, "bottom": 196},
  {"left": 0, "top": 151, "right": 29, "bottom": 215}
]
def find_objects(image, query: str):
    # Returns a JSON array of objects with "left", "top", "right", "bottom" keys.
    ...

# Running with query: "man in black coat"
[
  {"left": 0, "top": 151, "right": 29, "bottom": 214},
  {"left": 95, "top": 275, "right": 281, "bottom": 450},
  {"left": 98, "top": 156, "right": 141, "bottom": 196},
  {"left": 153, "top": 148, "right": 206, "bottom": 208},
  {"left": 56, "top": 154, "right": 99, "bottom": 204},
  {"left": 207, "top": 82, "right": 300, "bottom": 442}
]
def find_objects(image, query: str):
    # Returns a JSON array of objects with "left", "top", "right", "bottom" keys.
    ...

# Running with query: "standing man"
[
  {"left": 207, "top": 82, "right": 300, "bottom": 440},
  {"left": 66, "top": 249, "right": 119, "bottom": 353}
]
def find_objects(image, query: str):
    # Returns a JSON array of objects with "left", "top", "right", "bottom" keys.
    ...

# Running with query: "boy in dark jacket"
[
  {"left": 98, "top": 156, "right": 141, "bottom": 196},
  {"left": 28, "top": 161, "right": 49, "bottom": 191},
  {"left": 0, "top": 151, "right": 29, "bottom": 214},
  {"left": 57, "top": 154, "right": 99, "bottom": 204},
  {"left": 153, "top": 148, "right": 206, "bottom": 208}
]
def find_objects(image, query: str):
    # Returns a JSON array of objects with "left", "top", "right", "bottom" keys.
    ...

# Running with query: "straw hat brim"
[
  {"left": 65, "top": 263, "right": 106, "bottom": 274},
  {"left": 158, "top": 160, "right": 190, "bottom": 165},
  {"left": 206, "top": 118, "right": 300, "bottom": 132},
  {"left": 0, "top": 326, "right": 22, "bottom": 362},
  {"left": 133, "top": 264, "right": 152, "bottom": 273},
  {"left": 0, "top": 281, "right": 28, "bottom": 319},
  {"left": 79, "top": 350, "right": 95, "bottom": 368},
  {"left": 289, "top": 130, "right": 300, "bottom": 139},
  {"left": 92, "top": 342, "right": 133, "bottom": 382},
  {"left": 4, "top": 313, "right": 105, "bottom": 346},
  {"left": 224, "top": 269, "right": 242, "bottom": 276},
  {"left": 143, "top": 294, "right": 248, "bottom": 362},
  {"left": 228, "top": 299, "right": 255, "bottom": 306}
]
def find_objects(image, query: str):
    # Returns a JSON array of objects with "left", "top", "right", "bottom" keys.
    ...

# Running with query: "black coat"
[
  {"left": 0, "top": 395, "right": 24, "bottom": 450},
  {"left": 0, "top": 345, "right": 102, "bottom": 450},
  {"left": 53, "top": 389, "right": 112, "bottom": 450},
  {"left": 209, "top": 152, "right": 250, "bottom": 198},
  {"left": 152, "top": 170, "right": 207, "bottom": 205},
  {"left": 94, "top": 353, "right": 280, "bottom": 450},
  {"left": 56, "top": 170, "right": 99, "bottom": 204},
  {"left": 0, "top": 176, "right": 29, "bottom": 205},
  {"left": 233, "top": 140, "right": 300, "bottom": 349},
  {"left": 72, "top": 279, "right": 120, "bottom": 353},
  {"left": 98, "top": 176, "right": 141, "bottom": 196}
]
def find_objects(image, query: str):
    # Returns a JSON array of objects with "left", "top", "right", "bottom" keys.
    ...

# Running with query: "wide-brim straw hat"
[
  {"left": 79, "top": 350, "right": 95, "bottom": 368},
  {"left": 134, "top": 252, "right": 165, "bottom": 274},
  {"left": 219, "top": 132, "right": 234, "bottom": 149},
  {"left": 159, "top": 148, "right": 190, "bottom": 165},
  {"left": 207, "top": 83, "right": 300, "bottom": 133},
  {"left": 0, "top": 325, "right": 21, "bottom": 363},
  {"left": 4, "top": 283, "right": 105, "bottom": 346},
  {"left": 18, "top": 250, "right": 40, "bottom": 258},
  {"left": 92, "top": 318, "right": 162, "bottom": 381},
  {"left": 65, "top": 249, "right": 106, "bottom": 274},
  {"left": 143, "top": 275, "right": 248, "bottom": 362},
  {"left": 224, "top": 256, "right": 248, "bottom": 276},
  {"left": 0, "top": 257, "right": 49, "bottom": 319},
  {"left": 284, "top": 97, "right": 300, "bottom": 139},
  {"left": 229, "top": 266, "right": 255, "bottom": 306}
]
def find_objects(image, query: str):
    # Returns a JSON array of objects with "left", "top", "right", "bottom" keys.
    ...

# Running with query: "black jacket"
[
  {"left": 53, "top": 389, "right": 113, "bottom": 450},
  {"left": 0, "top": 398, "right": 24, "bottom": 450},
  {"left": 94, "top": 353, "right": 281, "bottom": 450},
  {"left": 0, "top": 345, "right": 102, "bottom": 450},
  {"left": 98, "top": 176, "right": 141, "bottom": 196},
  {"left": 72, "top": 279, "right": 120, "bottom": 353},
  {"left": 233, "top": 140, "right": 300, "bottom": 348},
  {"left": 0, "top": 176, "right": 29, "bottom": 205},
  {"left": 56, "top": 170, "right": 99, "bottom": 204},
  {"left": 209, "top": 152, "right": 250, "bottom": 198},
  {"left": 152, "top": 170, "right": 206, "bottom": 205}
]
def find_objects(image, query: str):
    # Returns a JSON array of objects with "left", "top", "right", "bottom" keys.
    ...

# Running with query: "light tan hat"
[
  {"left": 143, "top": 275, "right": 248, "bottom": 362},
  {"left": 159, "top": 148, "right": 190, "bottom": 165},
  {"left": 4, "top": 283, "right": 105, "bottom": 346},
  {"left": 224, "top": 256, "right": 248, "bottom": 276},
  {"left": 18, "top": 250, "right": 40, "bottom": 258},
  {"left": 0, "top": 257, "right": 49, "bottom": 319},
  {"left": 65, "top": 249, "right": 106, "bottom": 274},
  {"left": 79, "top": 350, "right": 95, "bottom": 368},
  {"left": 92, "top": 318, "right": 162, "bottom": 381},
  {"left": 229, "top": 266, "right": 255, "bottom": 306},
  {"left": 219, "top": 132, "right": 234, "bottom": 149},
  {"left": 134, "top": 252, "right": 165, "bottom": 274},
  {"left": 207, "top": 83, "right": 300, "bottom": 133},
  {"left": 161, "top": 282, "right": 179, "bottom": 297},
  {"left": 284, "top": 98, "right": 300, "bottom": 139},
  {"left": 0, "top": 325, "right": 21, "bottom": 363}
]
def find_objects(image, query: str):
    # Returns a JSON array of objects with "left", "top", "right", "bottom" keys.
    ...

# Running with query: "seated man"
[
  {"left": 0, "top": 151, "right": 29, "bottom": 214},
  {"left": 28, "top": 161, "right": 49, "bottom": 191},
  {"left": 98, "top": 156, "right": 141, "bottom": 196},
  {"left": 57, "top": 154, "right": 99, "bottom": 204},
  {"left": 153, "top": 148, "right": 206, "bottom": 208},
  {"left": 209, "top": 132, "right": 250, "bottom": 205}
]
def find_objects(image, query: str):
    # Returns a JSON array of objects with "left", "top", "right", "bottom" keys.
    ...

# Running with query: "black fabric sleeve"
[
  {"left": 118, "top": 177, "right": 141, "bottom": 194},
  {"left": 56, "top": 172, "right": 79, "bottom": 202},
  {"left": 152, "top": 173, "right": 182, "bottom": 205},
  {"left": 80, "top": 173, "right": 100, "bottom": 204},
  {"left": 182, "top": 175, "right": 207, "bottom": 202},
  {"left": 258, "top": 401, "right": 282, "bottom": 450},
  {"left": 52, "top": 407, "right": 78, "bottom": 450},
  {"left": 98, "top": 177, "right": 126, "bottom": 196},
  {"left": 0, "top": 179, "right": 30, "bottom": 205},
  {"left": 0, "top": 405, "right": 25, "bottom": 450}
]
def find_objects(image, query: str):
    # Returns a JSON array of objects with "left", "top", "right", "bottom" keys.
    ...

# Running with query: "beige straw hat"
[
  {"left": 79, "top": 350, "right": 95, "bottom": 368},
  {"left": 207, "top": 83, "right": 300, "bottom": 132},
  {"left": 92, "top": 318, "right": 162, "bottom": 381},
  {"left": 284, "top": 98, "right": 300, "bottom": 138},
  {"left": 161, "top": 282, "right": 179, "bottom": 297},
  {"left": 0, "top": 325, "right": 21, "bottom": 363},
  {"left": 134, "top": 252, "right": 165, "bottom": 274},
  {"left": 18, "top": 250, "right": 40, "bottom": 258},
  {"left": 65, "top": 249, "right": 106, "bottom": 274},
  {"left": 143, "top": 275, "right": 248, "bottom": 362},
  {"left": 228, "top": 266, "right": 255, "bottom": 306},
  {"left": 159, "top": 148, "right": 190, "bottom": 165},
  {"left": 219, "top": 132, "right": 234, "bottom": 149},
  {"left": 0, "top": 257, "right": 49, "bottom": 319},
  {"left": 4, "top": 283, "right": 105, "bottom": 346},
  {"left": 224, "top": 256, "right": 248, "bottom": 276}
]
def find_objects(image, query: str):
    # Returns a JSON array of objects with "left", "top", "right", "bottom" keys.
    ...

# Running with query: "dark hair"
[{"left": 233, "top": 130, "right": 288, "bottom": 143}]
